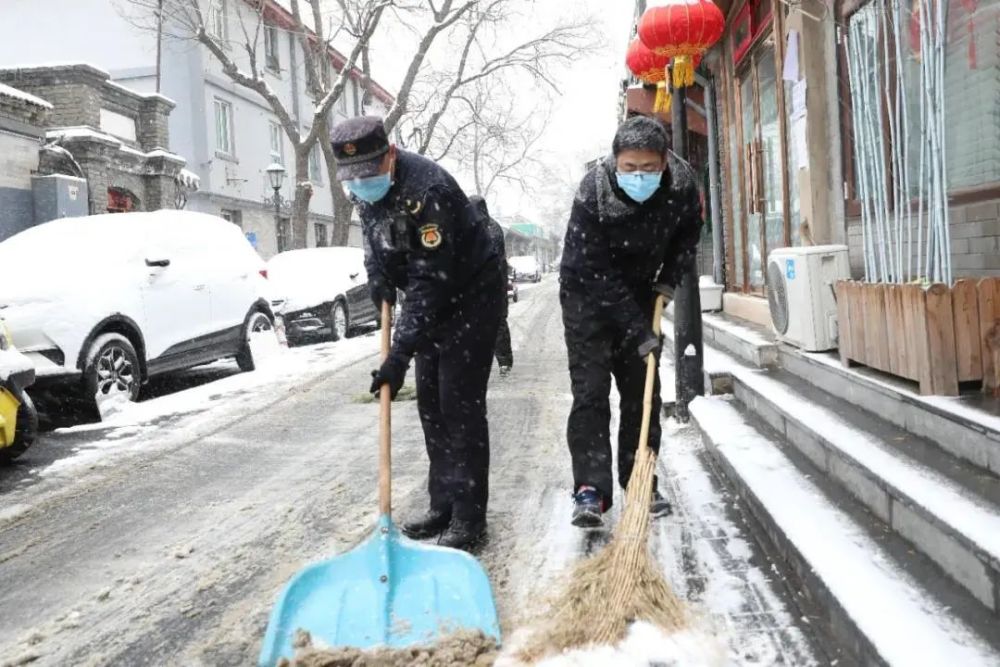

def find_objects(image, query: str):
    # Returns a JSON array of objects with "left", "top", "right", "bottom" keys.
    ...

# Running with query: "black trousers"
[
  {"left": 494, "top": 311, "right": 513, "bottom": 368},
  {"left": 560, "top": 288, "right": 661, "bottom": 508},
  {"left": 414, "top": 268, "right": 503, "bottom": 522}
]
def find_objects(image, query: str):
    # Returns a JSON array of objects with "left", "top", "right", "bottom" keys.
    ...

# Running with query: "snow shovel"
[{"left": 257, "top": 302, "right": 501, "bottom": 666}]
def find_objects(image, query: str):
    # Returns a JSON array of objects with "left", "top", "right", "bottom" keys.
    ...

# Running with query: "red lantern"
[
  {"left": 626, "top": 38, "right": 670, "bottom": 84},
  {"left": 625, "top": 38, "right": 673, "bottom": 114},
  {"left": 638, "top": 0, "right": 725, "bottom": 88}
]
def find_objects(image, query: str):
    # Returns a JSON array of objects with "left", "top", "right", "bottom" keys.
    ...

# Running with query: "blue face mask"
[
  {"left": 346, "top": 172, "right": 392, "bottom": 203},
  {"left": 616, "top": 171, "right": 662, "bottom": 203}
]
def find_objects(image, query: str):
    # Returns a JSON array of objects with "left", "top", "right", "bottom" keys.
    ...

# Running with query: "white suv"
[{"left": 0, "top": 210, "right": 274, "bottom": 408}]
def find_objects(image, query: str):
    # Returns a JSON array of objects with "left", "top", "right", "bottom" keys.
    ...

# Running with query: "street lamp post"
[{"left": 264, "top": 162, "right": 288, "bottom": 251}]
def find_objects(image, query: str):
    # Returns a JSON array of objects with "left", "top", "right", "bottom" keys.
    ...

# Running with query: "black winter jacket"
[
  {"left": 358, "top": 150, "right": 498, "bottom": 359},
  {"left": 559, "top": 151, "right": 702, "bottom": 345}
]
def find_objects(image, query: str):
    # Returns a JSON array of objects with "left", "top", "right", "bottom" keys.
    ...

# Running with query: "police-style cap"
[{"left": 331, "top": 116, "right": 390, "bottom": 180}]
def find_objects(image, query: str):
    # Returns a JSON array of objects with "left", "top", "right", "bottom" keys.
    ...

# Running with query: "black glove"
[
  {"left": 370, "top": 353, "right": 409, "bottom": 399},
  {"left": 637, "top": 333, "right": 660, "bottom": 360},
  {"left": 370, "top": 280, "right": 397, "bottom": 310}
]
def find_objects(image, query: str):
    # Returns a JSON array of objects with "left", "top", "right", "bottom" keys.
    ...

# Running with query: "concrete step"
[
  {"left": 779, "top": 346, "right": 1000, "bottom": 478},
  {"left": 731, "top": 365, "right": 1000, "bottom": 617},
  {"left": 665, "top": 307, "right": 778, "bottom": 369},
  {"left": 691, "top": 396, "right": 1000, "bottom": 666}
]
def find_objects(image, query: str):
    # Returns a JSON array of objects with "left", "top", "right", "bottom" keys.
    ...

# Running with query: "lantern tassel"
[
  {"left": 672, "top": 55, "right": 696, "bottom": 88},
  {"left": 654, "top": 81, "right": 672, "bottom": 114}
]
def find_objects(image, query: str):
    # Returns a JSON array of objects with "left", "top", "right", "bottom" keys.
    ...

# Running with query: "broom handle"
[
  {"left": 379, "top": 301, "right": 392, "bottom": 517},
  {"left": 637, "top": 295, "right": 666, "bottom": 454}
]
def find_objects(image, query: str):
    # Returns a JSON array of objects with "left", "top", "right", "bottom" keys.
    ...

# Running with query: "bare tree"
[
  {"left": 438, "top": 81, "right": 547, "bottom": 199},
  {"left": 118, "top": 0, "right": 391, "bottom": 248},
  {"left": 317, "top": 0, "right": 480, "bottom": 244},
  {"left": 404, "top": 0, "right": 595, "bottom": 157}
]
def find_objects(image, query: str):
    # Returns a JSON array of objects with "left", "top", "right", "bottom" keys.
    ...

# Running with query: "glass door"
[{"left": 733, "top": 39, "right": 789, "bottom": 293}]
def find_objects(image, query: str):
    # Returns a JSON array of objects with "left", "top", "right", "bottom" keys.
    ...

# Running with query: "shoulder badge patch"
[{"left": 419, "top": 223, "right": 442, "bottom": 249}]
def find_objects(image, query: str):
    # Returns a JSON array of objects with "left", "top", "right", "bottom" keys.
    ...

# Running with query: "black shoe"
[
  {"left": 437, "top": 518, "right": 486, "bottom": 551},
  {"left": 401, "top": 508, "right": 451, "bottom": 539},
  {"left": 651, "top": 490, "right": 673, "bottom": 518},
  {"left": 571, "top": 486, "right": 605, "bottom": 528},
  {"left": 499, "top": 365, "right": 511, "bottom": 377}
]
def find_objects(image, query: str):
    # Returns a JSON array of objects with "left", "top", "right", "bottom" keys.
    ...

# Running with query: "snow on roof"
[
  {"left": 0, "top": 82, "right": 52, "bottom": 109},
  {"left": 48, "top": 128, "right": 186, "bottom": 164},
  {"left": 1, "top": 62, "right": 111, "bottom": 77},
  {"left": 104, "top": 79, "right": 177, "bottom": 106},
  {"left": 46, "top": 126, "right": 119, "bottom": 143},
  {"left": 176, "top": 168, "right": 201, "bottom": 190}
]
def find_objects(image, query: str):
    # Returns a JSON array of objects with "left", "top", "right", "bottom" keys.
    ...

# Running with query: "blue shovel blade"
[{"left": 258, "top": 515, "right": 500, "bottom": 666}]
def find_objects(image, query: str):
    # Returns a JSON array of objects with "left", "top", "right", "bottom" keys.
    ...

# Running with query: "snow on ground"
[
  {"left": 691, "top": 396, "right": 999, "bottom": 665},
  {"left": 42, "top": 333, "right": 380, "bottom": 477},
  {"left": 655, "top": 358, "right": 818, "bottom": 665}
]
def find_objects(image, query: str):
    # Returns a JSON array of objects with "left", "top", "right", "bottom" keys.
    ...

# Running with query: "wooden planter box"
[{"left": 835, "top": 279, "right": 1000, "bottom": 396}]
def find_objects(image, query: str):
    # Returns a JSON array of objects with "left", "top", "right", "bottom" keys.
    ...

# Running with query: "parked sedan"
[
  {"left": 0, "top": 211, "right": 274, "bottom": 410},
  {"left": 267, "top": 247, "right": 378, "bottom": 344}
]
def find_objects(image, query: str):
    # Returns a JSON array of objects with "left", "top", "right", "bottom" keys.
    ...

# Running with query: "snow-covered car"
[
  {"left": 267, "top": 247, "right": 378, "bottom": 343},
  {"left": 509, "top": 255, "right": 541, "bottom": 283},
  {"left": 0, "top": 211, "right": 274, "bottom": 409}
]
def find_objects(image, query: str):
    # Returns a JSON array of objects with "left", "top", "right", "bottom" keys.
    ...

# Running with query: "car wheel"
[
  {"left": 329, "top": 300, "right": 348, "bottom": 342},
  {"left": 85, "top": 333, "right": 141, "bottom": 405},
  {"left": 0, "top": 385, "right": 38, "bottom": 464},
  {"left": 236, "top": 310, "right": 274, "bottom": 372}
]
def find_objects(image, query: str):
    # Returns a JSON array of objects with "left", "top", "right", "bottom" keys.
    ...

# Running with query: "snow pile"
[
  {"left": 497, "top": 623, "right": 728, "bottom": 667},
  {"left": 95, "top": 387, "right": 134, "bottom": 421},
  {"left": 248, "top": 329, "right": 283, "bottom": 371}
]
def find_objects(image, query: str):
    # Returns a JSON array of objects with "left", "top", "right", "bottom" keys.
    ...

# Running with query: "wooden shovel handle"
[
  {"left": 637, "top": 295, "right": 666, "bottom": 454},
  {"left": 379, "top": 301, "right": 392, "bottom": 517}
]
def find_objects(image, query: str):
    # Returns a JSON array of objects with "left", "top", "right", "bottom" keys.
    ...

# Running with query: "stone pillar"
[{"left": 138, "top": 96, "right": 175, "bottom": 151}]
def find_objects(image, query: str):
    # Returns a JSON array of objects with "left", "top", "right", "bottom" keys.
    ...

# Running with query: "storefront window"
[{"left": 905, "top": 0, "right": 1000, "bottom": 191}]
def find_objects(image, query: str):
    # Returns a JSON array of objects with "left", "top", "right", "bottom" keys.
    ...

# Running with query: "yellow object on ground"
[{"left": 0, "top": 387, "right": 21, "bottom": 448}]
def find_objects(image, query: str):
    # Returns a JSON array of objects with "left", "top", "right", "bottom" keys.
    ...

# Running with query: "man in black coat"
[
  {"left": 559, "top": 115, "right": 702, "bottom": 528},
  {"left": 330, "top": 116, "right": 504, "bottom": 550},
  {"left": 470, "top": 195, "right": 513, "bottom": 375}
]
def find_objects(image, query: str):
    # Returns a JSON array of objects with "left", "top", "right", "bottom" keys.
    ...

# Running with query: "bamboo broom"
[{"left": 519, "top": 294, "right": 687, "bottom": 661}]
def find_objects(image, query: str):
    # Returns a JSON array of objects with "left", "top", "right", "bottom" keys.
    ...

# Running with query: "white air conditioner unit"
[{"left": 766, "top": 245, "right": 850, "bottom": 352}]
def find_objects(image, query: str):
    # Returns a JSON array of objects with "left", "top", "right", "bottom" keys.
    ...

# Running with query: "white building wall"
[{"left": 0, "top": 0, "right": 378, "bottom": 255}]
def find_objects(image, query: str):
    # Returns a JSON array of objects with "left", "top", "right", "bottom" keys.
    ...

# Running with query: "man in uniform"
[
  {"left": 470, "top": 195, "right": 513, "bottom": 376},
  {"left": 559, "top": 115, "right": 702, "bottom": 528},
  {"left": 330, "top": 116, "right": 503, "bottom": 550}
]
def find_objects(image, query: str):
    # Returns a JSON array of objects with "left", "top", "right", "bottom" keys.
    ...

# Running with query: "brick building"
[{"left": 0, "top": 64, "right": 195, "bottom": 218}]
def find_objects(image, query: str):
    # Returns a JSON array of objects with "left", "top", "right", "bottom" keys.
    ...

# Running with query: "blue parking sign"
[{"left": 786, "top": 258, "right": 796, "bottom": 280}]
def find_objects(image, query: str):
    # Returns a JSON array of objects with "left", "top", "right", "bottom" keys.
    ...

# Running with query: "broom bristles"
[{"left": 517, "top": 445, "right": 687, "bottom": 662}]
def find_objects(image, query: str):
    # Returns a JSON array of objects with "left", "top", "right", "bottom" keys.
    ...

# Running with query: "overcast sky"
[{"left": 357, "top": 1, "right": 635, "bottom": 226}]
